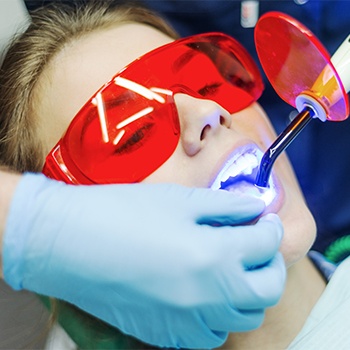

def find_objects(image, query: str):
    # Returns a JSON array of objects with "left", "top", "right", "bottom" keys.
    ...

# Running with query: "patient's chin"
[{"left": 280, "top": 207, "right": 316, "bottom": 268}]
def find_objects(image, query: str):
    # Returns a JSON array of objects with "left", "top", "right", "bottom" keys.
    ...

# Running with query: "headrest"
[{"left": 0, "top": 0, "right": 30, "bottom": 64}]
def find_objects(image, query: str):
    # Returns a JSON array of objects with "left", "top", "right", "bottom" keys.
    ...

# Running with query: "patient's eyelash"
[
  {"left": 114, "top": 123, "right": 153, "bottom": 155},
  {"left": 198, "top": 82, "right": 222, "bottom": 96}
]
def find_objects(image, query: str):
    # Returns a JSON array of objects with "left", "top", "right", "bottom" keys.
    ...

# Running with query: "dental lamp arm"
[{"left": 255, "top": 107, "right": 314, "bottom": 188}]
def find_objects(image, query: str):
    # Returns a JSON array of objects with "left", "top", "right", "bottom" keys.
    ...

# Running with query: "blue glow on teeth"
[{"left": 211, "top": 148, "right": 277, "bottom": 206}]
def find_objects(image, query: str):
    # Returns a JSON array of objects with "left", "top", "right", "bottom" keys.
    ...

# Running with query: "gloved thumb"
[{"left": 183, "top": 187, "right": 265, "bottom": 226}]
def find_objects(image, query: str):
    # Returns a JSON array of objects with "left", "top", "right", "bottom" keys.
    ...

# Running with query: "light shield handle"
[
  {"left": 331, "top": 34, "right": 350, "bottom": 94},
  {"left": 296, "top": 34, "right": 350, "bottom": 121}
]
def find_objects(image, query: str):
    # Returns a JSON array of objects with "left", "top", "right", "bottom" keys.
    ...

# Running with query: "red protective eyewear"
[{"left": 43, "top": 32, "right": 264, "bottom": 184}]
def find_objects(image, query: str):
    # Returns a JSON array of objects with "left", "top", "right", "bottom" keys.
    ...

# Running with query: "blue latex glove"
[{"left": 3, "top": 173, "right": 285, "bottom": 349}]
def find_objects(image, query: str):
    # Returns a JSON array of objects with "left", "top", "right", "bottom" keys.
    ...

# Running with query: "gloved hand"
[{"left": 3, "top": 173, "right": 285, "bottom": 349}]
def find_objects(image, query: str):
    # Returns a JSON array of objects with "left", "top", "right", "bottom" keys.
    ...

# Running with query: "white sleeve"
[
  {"left": 45, "top": 323, "right": 78, "bottom": 350},
  {"left": 289, "top": 256, "right": 350, "bottom": 349}
]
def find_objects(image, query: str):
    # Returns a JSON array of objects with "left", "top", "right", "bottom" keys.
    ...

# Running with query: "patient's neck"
[{"left": 220, "top": 257, "right": 326, "bottom": 350}]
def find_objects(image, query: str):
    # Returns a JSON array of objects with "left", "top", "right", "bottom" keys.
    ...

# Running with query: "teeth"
[
  {"left": 220, "top": 153, "right": 258, "bottom": 182},
  {"left": 211, "top": 148, "right": 262, "bottom": 190}
]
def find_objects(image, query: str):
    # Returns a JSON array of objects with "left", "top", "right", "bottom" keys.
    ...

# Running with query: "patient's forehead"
[{"left": 35, "top": 23, "right": 173, "bottom": 155}]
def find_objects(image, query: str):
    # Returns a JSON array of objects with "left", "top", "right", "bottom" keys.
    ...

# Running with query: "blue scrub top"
[{"left": 141, "top": 0, "right": 350, "bottom": 261}]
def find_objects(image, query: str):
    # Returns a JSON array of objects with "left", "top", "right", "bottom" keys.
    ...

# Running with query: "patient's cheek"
[{"left": 231, "top": 104, "right": 277, "bottom": 150}]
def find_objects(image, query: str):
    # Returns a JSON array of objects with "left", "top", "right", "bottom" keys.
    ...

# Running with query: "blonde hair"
[{"left": 0, "top": 0, "right": 178, "bottom": 173}]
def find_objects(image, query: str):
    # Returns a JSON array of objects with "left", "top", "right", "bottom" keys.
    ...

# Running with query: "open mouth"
[{"left": 210, "top": 146, "right": 278, "bottom": 206}]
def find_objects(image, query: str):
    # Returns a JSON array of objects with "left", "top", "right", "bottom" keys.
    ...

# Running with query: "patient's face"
[{"left": 36, "top": 23, "right": 316, "bottom": 267}]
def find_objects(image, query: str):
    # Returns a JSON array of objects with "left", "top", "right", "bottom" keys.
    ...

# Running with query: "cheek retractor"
[{"left": 253, "top": 12, "right": 350, "bottom": 189}]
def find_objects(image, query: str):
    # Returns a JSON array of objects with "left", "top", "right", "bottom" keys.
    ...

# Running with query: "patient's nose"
[{"left": 174, "top": 93, "right": 232, "bottom": 156}]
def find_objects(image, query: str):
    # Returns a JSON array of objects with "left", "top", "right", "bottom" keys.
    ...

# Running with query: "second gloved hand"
[{"left": 3, "top": 173, "right": 286, "bottom": 349}]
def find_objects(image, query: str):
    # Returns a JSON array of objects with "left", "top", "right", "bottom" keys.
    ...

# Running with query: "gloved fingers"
[
  {"left": 233, "top": 252, "right": 286, "bottom": 310},
  {"left": 114, "top": 303, "right": 229, "bottom": 349},
  {"left": 188, "top": 189, "right": 265, "bottom": 226},
  {"left": 238, "top": 213, "right": 284, "bottom": 267},
  {"left": 156, "top": 310, "right": 229, "bottom": 349},
  {"left": 201, "top": 303, "right": 265, "bottom": 333},
  {"left": 207, "top": 213, "right": 283, "bottom": 266}
]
